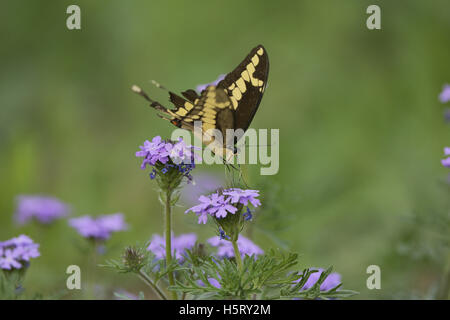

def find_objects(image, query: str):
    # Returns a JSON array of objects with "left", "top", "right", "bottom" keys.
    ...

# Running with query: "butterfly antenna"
[
  {"left": 151, "top": 80, "right": 169, "bottom": 92},
  {"left": 131, "top": 85, "right": 155, "bottom": 104},
  {"left": 131, "top": 85, "right": 172, "bottom": 115},
  {"left": 242, "top": 142, "right": 277, "bottom": 148}
]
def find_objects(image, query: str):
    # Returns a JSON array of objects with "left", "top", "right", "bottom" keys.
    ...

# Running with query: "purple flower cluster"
[
  {"left": 136, "top": 136, "right": 199, "bottom": 181},
  {"left": 185, "top": 188, "right": 261, "bottom": 224},
  {"left": 147, "top": 233, "right": 197, "bottom": 262},
  {"left": 0, "top": 235, "right": 40, "bottom": 270},
  {"left": 14, "top": 195, "right": 70, "bottom": 225},
  {"left": 439, "top": 84, "right": 450, "bottom": 103},
  {"left": 295, "top": 268, "right": 342, "bottom": 291},
  {"left": 208, "top": 235, "right": 264, "bottom": 258},
  {"left": 68, "top": 213, "right": 128, "bottom": 241},
  {"left": 196, "top": 74, "right": 225, "bottom": 93},
  {"left": 442, "top": 147, "right": 450, "bottom": 168},
  {"left": 223, "top": 189, "right": 261, "bottom": 207}
]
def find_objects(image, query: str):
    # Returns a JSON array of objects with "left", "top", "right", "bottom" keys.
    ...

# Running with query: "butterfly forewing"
[{"left": 216, "top": 45, "right": 269, "bottom": 131}]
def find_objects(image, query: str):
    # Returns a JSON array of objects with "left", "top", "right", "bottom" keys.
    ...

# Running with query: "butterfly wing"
[
  {"left": 147, "top": 86, "right": 235, "bottom": 160},
  {"left": 216, "top": 45, "right": 269, "bottom": 131}
]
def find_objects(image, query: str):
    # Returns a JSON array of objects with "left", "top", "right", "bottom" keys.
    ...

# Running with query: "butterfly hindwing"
[
  {"left": 162, "top": 86, "right": 233, "bottom": 142},
  {"left": 216, "top": 44, "right": 269, "bottom": 131}
]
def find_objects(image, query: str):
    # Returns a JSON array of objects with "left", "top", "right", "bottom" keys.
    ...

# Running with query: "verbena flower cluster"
[
  {"left": 14, "top": 195, "right": 70, "bottom": 225},
  {"left": 147, "top": 233, "right": 197, "bottom": 262},
  {"left": 68, "top": 213, "right": 128, "bottom": 241},
  {"left": 441, "top": 147, "right": 450, "bottom": 168},
  {"left": 439, "top": 84, "right": 450, "bottom": 103},
  {"left": 136, "top": 136, "right": 198, "bottom": 182},
  {"left": 208, "top": 235, "right": 264, "bottom": 258},
  {"left": 439, "top": 85, "right": 450, "bottom": 172},
  {"left": 185, "top": 188, "right": 261, "bottom": 224},
  {"left": 0, "top": 235, "right": 40, "bottom": 270}
]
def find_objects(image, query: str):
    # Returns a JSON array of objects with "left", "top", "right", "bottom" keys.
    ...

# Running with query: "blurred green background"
[{"left": 1, "top": 0, "right": 449, "bottom": 299}]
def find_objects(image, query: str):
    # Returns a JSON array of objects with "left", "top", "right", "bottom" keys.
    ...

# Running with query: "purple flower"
[
  {"left": 442, "top": 147, "right": 450, "bottom": 168},
  {"left": 439, "top": 84, "right": 450, "bottom": 103},
  {"left": 185, "top": 188, "right": 261, "bottom": 224},
  {"left": 223, "top": 188, "right": 261, "bottom": 207},
  {"left": 68, "top": 213, "right": 128, "bottom": 241},
  {"left": 147, "top": 233, "right": 197, "bottom": 262},
  {"left": 14, "top": 195, "right": 70, "bottom": 225},
  {"left": 0, "top": 235, "right": 40, "bottom": 270},
  {"left": 136, "top": 136, "right": 199, "bottom": 182},
  {"left": 207, "top": 235, "right": 264, "bottom": 258},
  {"left": 169, "top": 138, "right": 200, "bottom": 165},
  {"left": 219, "top": 229, "right": 230, "bottom": 240},
  {"left": 136, "top": 136, "right": 172, "bottom": 169},
  {"left": 196, "top": 74, "right": 226, "bottom": 93},
  {"left": 243, "top": 207, "right": 253, "bottom": 221},
  {"left": 295, "top": 268, "right": 342, "bottom": 291},
  {"left": 185, "top": 193, "right": 237, "bottom": 224},
  {"left": 444, "top": 147, "right": 450, "bottom": 156}
]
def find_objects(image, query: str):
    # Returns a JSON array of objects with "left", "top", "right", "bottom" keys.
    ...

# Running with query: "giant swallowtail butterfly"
[{"left": 132, "top": 45, "right": 269, "bottom": 161}]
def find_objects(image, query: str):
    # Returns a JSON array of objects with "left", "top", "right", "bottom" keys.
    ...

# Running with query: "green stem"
[
  {"left": 87, "top": 240, "right": 99, "bottom": 299},
  {"left": 232, "top": 239, "right": 243, "bottom": 272},
  {"left": 165, "top": 189, "right": 177, "bottom": 300},
  {"left": 138, "top": 270, "right": 167, "bottom": 300}
]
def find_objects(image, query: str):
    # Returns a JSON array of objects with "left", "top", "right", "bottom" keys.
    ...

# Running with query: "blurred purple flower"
[
  {"left": 147, "top": 233, "right": 197, "bottom": 262},
  {"left": 443, "top": 108, "right": 450, "bottom": 123},
  {"left": 180, "top": 172, "right": 224, "bottom": 206},
  {"left": 196, "top": 74, "right": 226, "bottom": 93},
  {"left": 68, "top": 213, "right": 128, "bottom": 241},
  {"left": 439, "top": 84, "right": 450, "bottom": 103},
  {"left": 441, "top": 147, "right": 450, "bottom": 168},
  {"left": 444, "top": 147, "right": 450, "bottom": 155},
  {"left": 114, "top": 290, "right": 139, "bottom": 300},
  {"left": 185, "top": 188, "right": 261, "bottom": 224},
  {"left": 14, "top": 195, "right": 70, "bottom": 225},
  {"left": 0, "top": 235, "right": 40, "bottom": 270},
  {"left": 442, "top": 158, "right": 450, "bottom": 168},
  {"left": 207, "top": 235, "right": 264, "bottom": 258},
  {"left": 295, "top": 268, "right": 342, "bottom": 291}
]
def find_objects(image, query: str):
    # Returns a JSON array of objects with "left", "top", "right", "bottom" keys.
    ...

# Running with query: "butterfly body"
[{"left": 133, "top": 45, "right": 269, "bottom": 161}]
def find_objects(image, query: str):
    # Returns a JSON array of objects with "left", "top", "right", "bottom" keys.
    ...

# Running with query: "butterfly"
[{"left": 132, "top": 45, "right": 269, "bottom": 161}]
